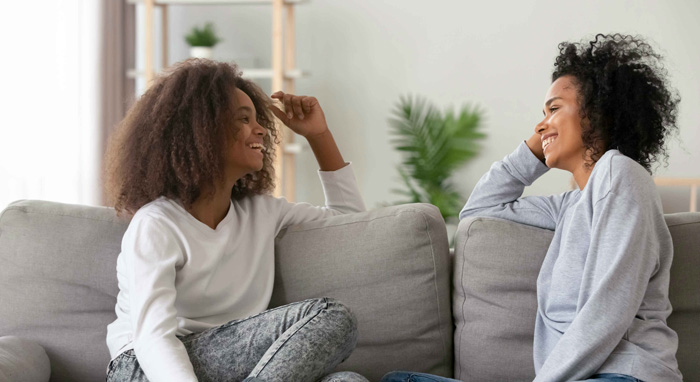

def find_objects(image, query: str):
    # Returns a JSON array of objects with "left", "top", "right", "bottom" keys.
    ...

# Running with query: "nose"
[
  {"left": 253, "top": 121, "right": 266, "bottom": 136},
  {"left": 535, "top": 119, "right": 547, "bottom": 135}
]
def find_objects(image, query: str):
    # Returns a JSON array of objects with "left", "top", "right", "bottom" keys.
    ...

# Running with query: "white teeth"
[
  {"left": 248, "top": 143, "right": 265, "bottom": 151},
  {"left": 542, "top": 136, "right": 557, "bottom": 151}
]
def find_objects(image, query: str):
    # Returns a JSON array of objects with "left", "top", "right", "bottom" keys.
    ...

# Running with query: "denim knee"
[
  {"left": 320, "top": 371, "right": 370, "bottom": 382},
  {"left": 321, "top": 298, "right": 359, "bottom": 357}
]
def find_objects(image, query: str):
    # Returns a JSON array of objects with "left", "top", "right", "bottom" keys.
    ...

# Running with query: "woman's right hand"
[{"left": 526, "top": 132, "right": 546, "bottom": 164}]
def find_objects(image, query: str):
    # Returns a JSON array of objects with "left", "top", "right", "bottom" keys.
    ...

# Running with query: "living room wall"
[{"left": 158, "top": 0, "right": 700, "bottom": 212}]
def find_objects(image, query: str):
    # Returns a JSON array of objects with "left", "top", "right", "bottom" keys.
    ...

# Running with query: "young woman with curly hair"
[
  {"left": 104, "top": 59, "right": 369, "bottom": 382},
  {"left": 382, "top": 34, "right": 682, "bottom": 382}
]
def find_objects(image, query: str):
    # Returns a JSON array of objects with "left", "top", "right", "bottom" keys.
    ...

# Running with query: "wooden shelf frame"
[
  {"left": 131, "top": 0, "right": 306, "bottom": 200},
  {"left": 654, "top": 177, "right": 700, "bottom": 212}
]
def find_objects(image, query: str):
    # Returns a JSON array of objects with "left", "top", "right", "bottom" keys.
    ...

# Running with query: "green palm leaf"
[{"left": 389, "top": 96, "right": 485, "bottom": 222}]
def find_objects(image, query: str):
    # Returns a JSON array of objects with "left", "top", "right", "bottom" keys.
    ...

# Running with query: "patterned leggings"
[{"left": 106, "top": 298, "right": 368, "bottom": 382}]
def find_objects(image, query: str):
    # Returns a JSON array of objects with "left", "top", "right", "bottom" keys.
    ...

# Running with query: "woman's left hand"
[{"left": 269, "top": 92, "right": 328, "bottom": 138}]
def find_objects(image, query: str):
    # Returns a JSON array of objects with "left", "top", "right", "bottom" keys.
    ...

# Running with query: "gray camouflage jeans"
[{"left": 106, "top": 298, "right": 368, "bottom": 382}]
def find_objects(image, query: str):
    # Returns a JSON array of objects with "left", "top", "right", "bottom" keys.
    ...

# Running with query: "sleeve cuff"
[
  {"left": 317, "top": 161, "right": 353, "bottom": 178},
  {"left": 317, "top": 162, "right": 366, "bottom": 212},
  {"left": 508, "top": 141, "right": 550, "bottom": 186}
]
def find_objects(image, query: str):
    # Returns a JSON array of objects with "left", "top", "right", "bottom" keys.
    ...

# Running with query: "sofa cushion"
[
  {"left": 270, "top": 203, "right": 453, "bottom": 382},
  {"left": 453, "top": 213, "right": 700, "bottom": 382},
  {"left": 0, "top": 336, "right": 50, "bottom": 382},
  {"left": 452, "top": 216, "right": 551, "bottom": 382},
  {"left": 665, "top": 212, "right": 700, "bottom": 382},
  {"left": 0, "top": 200, "right": 128, "bottom": 382}
]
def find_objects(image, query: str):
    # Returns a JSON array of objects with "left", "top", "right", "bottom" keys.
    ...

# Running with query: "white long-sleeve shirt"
[
  {"left": 106, "top": 163, "right": 365, "bottom": 382},
  {"left": 460, "top": 143, "right": 682, "bottom": 382}
]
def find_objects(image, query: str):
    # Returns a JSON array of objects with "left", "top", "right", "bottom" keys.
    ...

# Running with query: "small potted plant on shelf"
[{"left": 185, "top": 22, "right": 221, "bottom": 59}]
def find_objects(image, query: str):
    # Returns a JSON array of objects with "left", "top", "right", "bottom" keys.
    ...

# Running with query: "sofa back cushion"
[
  {"left": 452, "top": 217, "right": 551, "bottom": 382},
  {"left": 270, "top": 203, "right": 453, "bottom": 381},
  {"left": 453, "top": 213, "right": 700, "bottom": 382},
  {"left": 665, "top": 212, "right": 700, "bottom": 382},
  {"left": 0, "top": 200, "right": 128, "bottom": 382}
]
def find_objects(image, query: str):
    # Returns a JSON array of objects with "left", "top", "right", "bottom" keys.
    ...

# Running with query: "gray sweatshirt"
[{"left": 460, "top": 142, "right": 682, "bottom": 382}]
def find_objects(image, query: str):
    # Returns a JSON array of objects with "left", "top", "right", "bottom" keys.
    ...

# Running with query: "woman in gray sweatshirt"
[{"left": 382, "top": 34, "right": 682, "bottom": 382}]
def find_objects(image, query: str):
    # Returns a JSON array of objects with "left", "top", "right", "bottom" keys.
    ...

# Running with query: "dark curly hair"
[
  {"left": 552, "top": 33, "right": 680, "bottom": 172},
  {"left": 105, "top": 59, "right": 279, "bottom": 216}
]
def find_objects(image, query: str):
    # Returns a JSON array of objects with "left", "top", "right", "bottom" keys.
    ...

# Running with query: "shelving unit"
[
  {"left": 126, "top": 0, "right": 308, "bottom": 200},
  {"left": 654, "top": 178, "right": 700, "bottom": 212}
]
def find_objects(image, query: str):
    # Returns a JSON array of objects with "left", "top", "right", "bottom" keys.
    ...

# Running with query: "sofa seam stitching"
[
  {"left": 281, "top": 207, "right": 435, "bottom": 233},
  {"left": 417, "top": 210, "right": 451, "bottom": 370},
  {"left": 1, "top": 207, "right": 123, "bottom": 224},
  {"left": 455, "top": 218, "right": 480, "bottom": 379}
]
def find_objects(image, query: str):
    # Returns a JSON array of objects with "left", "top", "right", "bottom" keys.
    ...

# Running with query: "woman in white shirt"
[{"left": 104, "top": 59, "right": 369, "bottom": 382}]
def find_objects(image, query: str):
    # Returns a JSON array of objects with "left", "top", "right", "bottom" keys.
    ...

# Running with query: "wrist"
[
  {"left": 304, "top": 126, "right": 331, "bottom": 141},
  {"left": 525, "top": 135, "right": 546, "bottom": 163}
]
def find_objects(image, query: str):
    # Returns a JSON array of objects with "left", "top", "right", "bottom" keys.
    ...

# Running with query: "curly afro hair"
[
  {"left": 105, "top": 59, "right": 279, "bottom": 216},
  {"left": 552, "top": 33, "right": 680, "bottom": 172}
]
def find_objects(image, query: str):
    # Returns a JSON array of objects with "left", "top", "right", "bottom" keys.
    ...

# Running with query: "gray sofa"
[{"left": 0, "top": 200, "right": 697, "bottom": 382}]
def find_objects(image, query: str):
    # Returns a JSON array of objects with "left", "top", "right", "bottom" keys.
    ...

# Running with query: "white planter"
[{"left": 189, "top": 46, "right": 213, "bottom": 59}]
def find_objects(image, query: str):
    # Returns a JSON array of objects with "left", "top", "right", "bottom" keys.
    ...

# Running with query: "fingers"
[
  {"left": 268, "top": 104, "right": 290, "bottom": 125},
  {"left": 270, "top": 92, "right": 317, "bottom": 120},
  {"left": 302, "top": 97, "right": 317, "bottom": 114},
  {"left": 291, "top": 96, "right": 304, "bottom": 120}
]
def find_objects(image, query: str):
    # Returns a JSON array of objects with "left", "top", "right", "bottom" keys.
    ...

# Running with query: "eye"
[
  {"left": 549, "top": 106, "right": 559, "bottom": 114},
  {"left": 240, "top": 116, "right": 250, "bottom": 123}
]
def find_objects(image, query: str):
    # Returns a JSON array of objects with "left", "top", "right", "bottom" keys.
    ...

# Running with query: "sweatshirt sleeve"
[
  {"left": 122, "top": 216, "right": 198, "bottom": 382},
  {"left": 459, "top": 141, "right": 564, "bottom": 230},
  {"left": 533, "top": 192, "right": 660, "bottom": 381},
  {"left": 274, "top": 162, "right": 366, "bottom": 232}
]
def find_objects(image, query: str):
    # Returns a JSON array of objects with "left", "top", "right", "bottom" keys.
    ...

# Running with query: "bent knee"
[
  {"left": 320, "top": 371, "right": 370, "bottom": 382},
  {"left": 313, "top": 298, "right": 357, "bottom": 350},
  {"left": 324, "top": 298, "right": 357, "bottom": 331}
]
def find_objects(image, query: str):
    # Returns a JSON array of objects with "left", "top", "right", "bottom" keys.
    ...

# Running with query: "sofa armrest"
[
  {"left": 452, "top": 216, "right": 553, "bottom": 382},
  {"left": 0, "top": 336, "right": 50, "bottom": 382},
  {"left": 270, "top": 203, "right": 453, "bottom": 382}
]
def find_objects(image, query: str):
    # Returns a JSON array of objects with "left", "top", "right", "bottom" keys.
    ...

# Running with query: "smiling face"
[
  {"left": 224, "top": 88, "right": 267, "bottom": 181},
  {"left": 536, "top": 75, "right": 587, "bottom": 172}
]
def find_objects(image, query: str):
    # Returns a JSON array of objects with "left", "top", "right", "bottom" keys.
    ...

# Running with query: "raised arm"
[
  {"left": 267, "top": 92, "right": 365, "bottom": 231},
  {"left": 460, "top": 134, "right": 567, "bottom": 230}
]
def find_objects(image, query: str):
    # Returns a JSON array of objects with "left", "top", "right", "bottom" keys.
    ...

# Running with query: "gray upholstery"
[
  {"left": 0, "top": 201, "right": 127, "bottom": 382},
  {"left": 0, "top": 200, "right": 452, "bottom": 382},
  {"left": 453, "top": 214, "right": 700, "bottom": 382},
  {"left": 270, "top": 204, "right": 453, "bottom": 381},
  {"left": 665, "top": 213, "right": 700, "bottom": 382},
  {"left": 452, "top": 217, "right": 551, "bottom": 382},
  {"left": 0, "top": 336, "right": 51, "bottom": 382},
  {"left": 2, "top": 199, "right": 696, "bottom": 382}
]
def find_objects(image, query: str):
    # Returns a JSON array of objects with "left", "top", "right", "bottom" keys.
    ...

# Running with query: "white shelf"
[
  {"left": 242, "top": 68, "right": 307, "bottom": 79},
  {"left": 283, "top": 142, "right": 303, "bottom": 154},
  {"left": 127, "top": 0, "right": 307, "bottom": 4},
  {"left": 127, "top": 68, "right": 307, "bottom": 79}
]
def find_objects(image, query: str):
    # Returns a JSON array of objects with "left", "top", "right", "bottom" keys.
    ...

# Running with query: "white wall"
[
  {"left": 0, "top": 0, "right": 102, "bottom": 209},
  {"left": 158, "top": 0, "right": 699, "bottom": 211}
]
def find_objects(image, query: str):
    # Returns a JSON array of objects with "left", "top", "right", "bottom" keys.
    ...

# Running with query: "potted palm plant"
[
  {"left": 185, "top": 22, "right": 222, "bottom": 59},
  {"left": 389, "top": 96, "right": 485, "bottom": 238}
]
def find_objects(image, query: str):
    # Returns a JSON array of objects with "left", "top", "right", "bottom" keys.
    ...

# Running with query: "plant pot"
[{"left": 189, "top": 46, "right": 212, "bottom": 59}]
